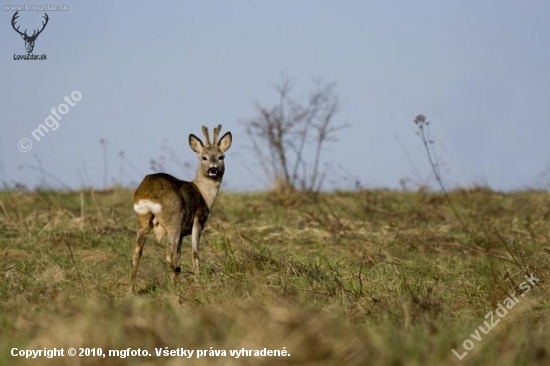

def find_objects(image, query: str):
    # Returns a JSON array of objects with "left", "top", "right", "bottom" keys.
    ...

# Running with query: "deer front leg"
[{"left": 191, "top": 216, "right": 202, "bottom": 276}]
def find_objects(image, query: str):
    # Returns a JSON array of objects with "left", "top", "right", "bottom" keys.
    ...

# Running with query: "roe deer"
[{"left": 130, "top": 125, "right": 232, "bottom": 293}]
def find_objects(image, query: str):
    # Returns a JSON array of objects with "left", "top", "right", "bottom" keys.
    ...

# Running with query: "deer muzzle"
[{"left": 207, "top": 167, "right": 219, "bottom": 177}]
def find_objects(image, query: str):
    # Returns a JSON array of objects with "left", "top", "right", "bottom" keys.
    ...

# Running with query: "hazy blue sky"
[{"left": 1, "top": 1, "right": 549, "bottom": 191}]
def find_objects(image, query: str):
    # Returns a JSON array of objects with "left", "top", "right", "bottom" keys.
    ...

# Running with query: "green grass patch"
[{"left": 0, "top": 188, "right": 549, "bottom": 365}]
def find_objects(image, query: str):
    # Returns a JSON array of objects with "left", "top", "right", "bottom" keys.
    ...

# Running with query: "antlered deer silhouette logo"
[{"left": 11, "top": 11, "right": 49, "bottom": 54}]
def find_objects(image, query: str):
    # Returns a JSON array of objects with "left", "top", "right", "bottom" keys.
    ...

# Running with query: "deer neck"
[{"left": 192, "top": 174, "right": 221, "bottom": 211}]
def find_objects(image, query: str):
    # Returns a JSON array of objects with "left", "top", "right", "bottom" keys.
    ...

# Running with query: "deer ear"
[
  {"left": 21, "top": 34, "right": 25, "bottom": 40},
  {"left": 218, "top": 132, "right": 232, "bottom": 153},
  {"left": 189, "top": 134, "right": 204, "bottom": 153}
]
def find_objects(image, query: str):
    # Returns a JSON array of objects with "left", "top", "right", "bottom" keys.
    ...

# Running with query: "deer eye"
[
  {"left": 202, "top": 156, "right": 208, "bottom": 161},
  {"left": 218, "top": 156, "right": 225, "bottom": 161}
]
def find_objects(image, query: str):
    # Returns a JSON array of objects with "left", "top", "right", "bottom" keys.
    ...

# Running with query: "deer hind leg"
[
  {"left": 153, "top": 217, "right": 166, "bottom": 242},
  {"left": 130, "top": 212, "right": 153, "bottom": 293},
  {"left": 165, "top": 225, "right": 184, "bottom": 284},
  {"left": 164, "top": 233, "right": 182, "bottom": 279}
]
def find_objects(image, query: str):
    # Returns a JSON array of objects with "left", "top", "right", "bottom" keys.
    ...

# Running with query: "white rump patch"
[{"left": 134, "top": 199, "right": 162, "bottom": 215}]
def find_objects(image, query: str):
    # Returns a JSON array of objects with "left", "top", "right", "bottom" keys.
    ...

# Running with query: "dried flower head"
[{"left": 414, "top": 114, "right": 426, "bottom": 125}]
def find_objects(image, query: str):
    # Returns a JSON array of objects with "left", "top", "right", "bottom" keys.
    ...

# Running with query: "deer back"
[{"left": 134, "top": 173, "right": 209, "bottom": 236}]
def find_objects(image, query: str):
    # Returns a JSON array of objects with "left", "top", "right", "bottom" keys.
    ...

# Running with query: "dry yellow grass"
[{"left": 0, "top": 188, "right": 549, "bottom": 365}]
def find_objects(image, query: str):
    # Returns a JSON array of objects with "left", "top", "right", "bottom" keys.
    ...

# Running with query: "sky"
[{"left": 1, "top": 0, "right": 549, "bottom": 191}]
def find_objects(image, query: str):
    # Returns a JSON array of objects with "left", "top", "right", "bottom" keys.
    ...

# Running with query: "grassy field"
[{"left": 0, "top": 187, "right": 549, "bottom": 365}]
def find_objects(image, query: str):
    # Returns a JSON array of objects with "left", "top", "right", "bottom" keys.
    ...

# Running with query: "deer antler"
[
  {"left": 201, "top": 126, "right": 211, "bottom": 146},
  {"left": 213, "top": 125, "right": 222, "bottom": 145},
  {"left": 11, "top": 11, "right": 26, "bottom": 37},
  {"left": 11, "top": 11, "right": 49, "bottom": 40},
  {"left": 31, "top": 13, "right": 49, "bottom": 39}
]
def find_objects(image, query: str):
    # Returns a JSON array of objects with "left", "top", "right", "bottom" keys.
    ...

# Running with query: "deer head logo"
[{"left": 11, "top": 11, "right": 49, "bottom": 54}]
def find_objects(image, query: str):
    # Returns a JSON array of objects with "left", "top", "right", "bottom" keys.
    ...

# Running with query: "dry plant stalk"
[{"left": 244, "top": 75, "right": 347, "bottom": 193}]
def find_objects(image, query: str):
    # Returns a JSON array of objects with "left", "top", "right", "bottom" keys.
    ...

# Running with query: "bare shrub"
[{"left": 244, "top": 75, "right": 347, "bottom": 193}]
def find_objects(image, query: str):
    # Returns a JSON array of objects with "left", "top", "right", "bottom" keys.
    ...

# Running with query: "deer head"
[
  {"left": 189, "top": 125, "right": 232, "bottom": 183},
  {"left": 12, "top": 11, "right": 49, "bottom": 54}
]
